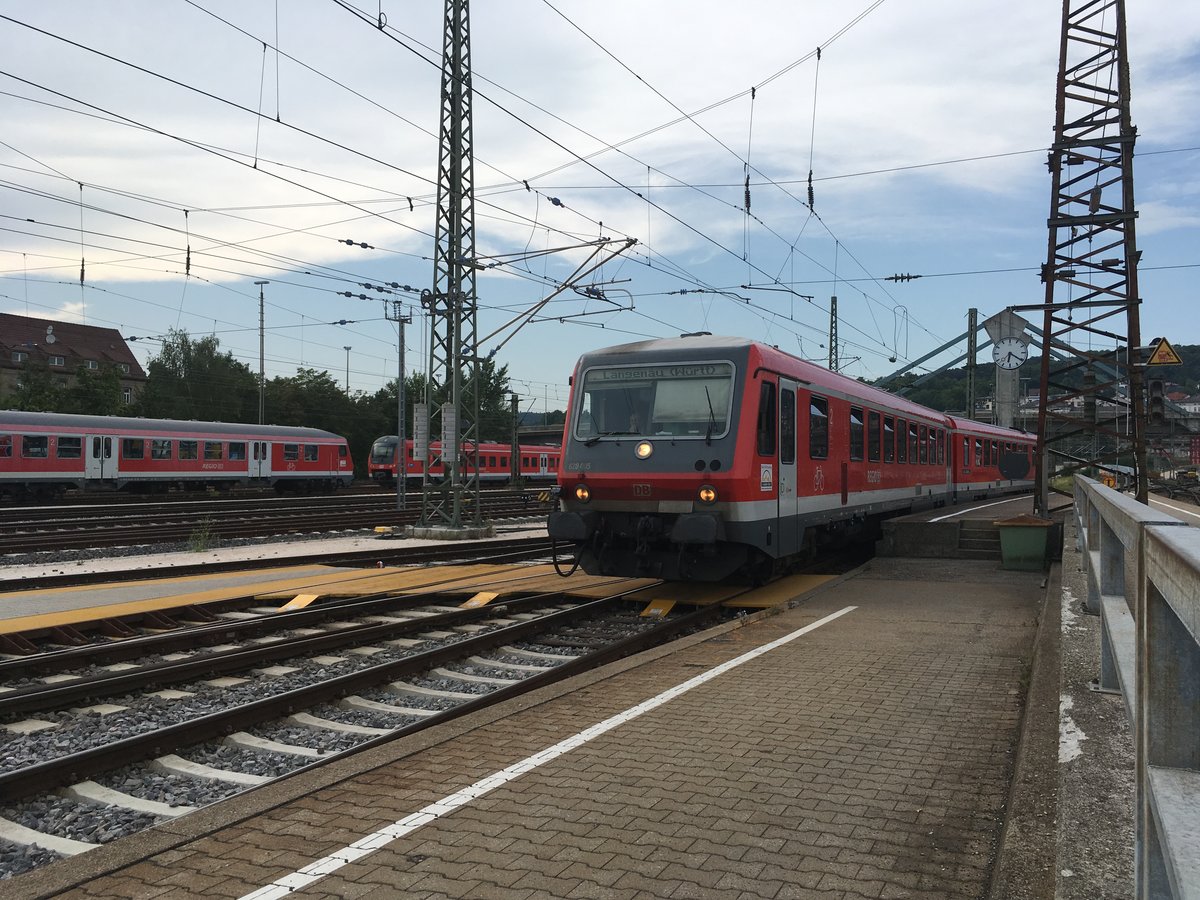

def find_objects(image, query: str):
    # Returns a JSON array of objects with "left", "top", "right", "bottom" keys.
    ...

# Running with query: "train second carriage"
[
  {"left": 368, "top": 437, "right": 561, "bottom": 488},
  {"left": 0, "top": 410, "right": 354, "bottom": 500},
  {"left": 548, "top": 334, "right": 1035, "bottom": 582}
]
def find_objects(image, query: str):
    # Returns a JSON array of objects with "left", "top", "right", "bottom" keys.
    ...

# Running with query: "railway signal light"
[{"left": 1148, "top": 379, "right": 1166, "bottom": 426}]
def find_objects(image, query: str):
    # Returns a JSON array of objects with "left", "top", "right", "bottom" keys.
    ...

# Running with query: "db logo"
[{"left": 633, "top": 483, "right": 652, "bottom": 497}]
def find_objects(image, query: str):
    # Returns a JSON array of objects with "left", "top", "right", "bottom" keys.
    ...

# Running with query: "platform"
[{"left": 6, "top": 552, "right": 1050, "bottom": 900}]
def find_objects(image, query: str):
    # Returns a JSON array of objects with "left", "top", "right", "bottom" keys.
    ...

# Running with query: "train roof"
[
  {"left": 0, "top": 410, "right": 345, "bottom": 440},
  {"left": 574, "top": 335, "right": 961, "bottom": 425},
  {"left": 944, "top": 416, "right": 1035, "bottom": 439}
]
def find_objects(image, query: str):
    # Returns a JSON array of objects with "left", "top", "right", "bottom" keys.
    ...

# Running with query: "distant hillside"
[{"left": 879, "top": 343, "right": 1199, "bottom": 412}]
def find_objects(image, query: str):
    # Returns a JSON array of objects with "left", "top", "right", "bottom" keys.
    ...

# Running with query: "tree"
[
  {"left": 64, "top": 365, "right": 123, "bottom": 416},
  {"left": 3, "top": 358, "right": 64, "bottom": 411},
  {"left": 138, "top": 329, "right": 257, "bottom": 421}
]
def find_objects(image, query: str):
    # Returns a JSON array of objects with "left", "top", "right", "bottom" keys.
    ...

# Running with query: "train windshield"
[
  {"left": 575, "top": 362, "right": 734, "bottom": 440},
  {"left": 369, "top": 436, "right": 399, "bottom": 463}
]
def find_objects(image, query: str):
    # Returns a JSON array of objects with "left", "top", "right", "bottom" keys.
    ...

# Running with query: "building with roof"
[{"left": 0, "top": 313, "right": 147, "bottom": 404}]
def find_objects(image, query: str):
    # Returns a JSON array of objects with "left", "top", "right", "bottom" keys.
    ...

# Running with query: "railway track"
[
  {"left": 0, "top": 580, "right": 734, "bottom": 877},
  {"left": 0, "top": 491, "right": 554, "bottom": 556}
]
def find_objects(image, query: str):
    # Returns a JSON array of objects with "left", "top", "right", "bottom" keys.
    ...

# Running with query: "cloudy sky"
[{"left": 1, "top": 0, "right": 1197, "bottom": 415}]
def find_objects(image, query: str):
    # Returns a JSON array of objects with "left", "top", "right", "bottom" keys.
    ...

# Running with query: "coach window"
[
  {"left": 809, "top": 396, "right": 829, "bottom": 459},
  {"left": 991, "top": 440, "right": 998, "bottom": 464},
  {"left": 849, "top": 406, "right": 865, "bottom": 461},
  {"left": 927, "top": 428, "right": 935, "bottom": 465},
  {"left": 304, "top": 445, "right": 319, "bottom": 462},
  {"left": 917, "top": 425, "right": 927, "bottom": 464},
  {"left": 229, "top": 443, "right": 247, "bottom": 461},
  {"left": 283, "top": 444, "right": 299, "bottom": 461},
  {"left": 179, "top": 440, "right": 198, "bottom": 460},
  {"left": 866, "top": 411, "right": 881, "bottom": 462},
  {"left": 779, "top": 389, "right": 796, "bottom": 465},
  {"left": 897, "top": 419, "right": 907, "bottom": 463},
  {"left": 0, "top": 435, "right": 11, "bottom": 457},
  {"left": 937, "top": 430, "right": 945, "bottom": 465},
  {"left": 56, "top": 436, "right": 81, "bottom": 459},
  {"left": 22, "top": 436, "right": 48, "bottom": 458},
  {"left": 151, "top": 439, "right": 172, "bottom": 460},
  {"left": 204, "top": 442, "right": 223, "bottom": 461},
  {"left": 883, "top": 416, "right": 895, "bottom": 463},
  {"left": 975, "top": 438, "right": 983, "bottom": 467},
  {"left": 122, "top": 438, "right": 145, "bottom": 460},
  {"left": 756, "top": 382, "right": 777, "bottom": 456},
  {"left": 908, "top": 423, "right": 918, "bottom": 463}
]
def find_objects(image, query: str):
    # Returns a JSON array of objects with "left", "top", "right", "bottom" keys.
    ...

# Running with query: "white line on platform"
[
  {"left": 239, "top": 605, "right": 858, "bottom": 900},
  {"left": 1149, "top": 497, "right": 1200, "bottom": 521},
  {"left": 928, "top": 495, "right": 1027, "bottom": 522}
]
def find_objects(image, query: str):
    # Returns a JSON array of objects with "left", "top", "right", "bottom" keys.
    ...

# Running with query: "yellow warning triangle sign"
[{"left": 1148, "top": 338, "right": 1183, "bottom": 366}]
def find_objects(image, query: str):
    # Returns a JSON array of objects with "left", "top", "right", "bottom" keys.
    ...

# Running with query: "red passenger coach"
[
  {"left": 548, "top": 334, "right": 1035, "bottom": 582},
  {"left": 368, "top": 436, "right": 560, "bottom": 487},
  {"left": 0, "top": 410, "right": 353, "bottom": 501}
]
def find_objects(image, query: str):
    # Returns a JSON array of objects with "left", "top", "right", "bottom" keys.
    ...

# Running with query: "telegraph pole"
[
  {"left": 385, "top": 301, "right": 412, "bottom": 511},
  {"left": 254, "top": 280, "right": 269, "bottom": 424}
]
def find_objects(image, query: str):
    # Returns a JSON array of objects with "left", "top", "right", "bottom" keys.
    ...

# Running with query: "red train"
[
  {"left": 548, "top": 334, "right": 1036, "bottom": 581},
  {"left": 367, "top": 436, "right": 561, "bottom": 487},
  {"left": 0, "top": 410, "right": 353, "bottom": 500}
]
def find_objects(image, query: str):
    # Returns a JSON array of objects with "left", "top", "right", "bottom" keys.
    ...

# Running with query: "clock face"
[{"left": 993, "top": 337, "right": 1028, "bottom": 370}]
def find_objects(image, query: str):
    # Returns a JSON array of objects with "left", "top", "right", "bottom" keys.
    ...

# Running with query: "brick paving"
[{"left": 15, "top": 557, "right": 1044, "bottom": 900}]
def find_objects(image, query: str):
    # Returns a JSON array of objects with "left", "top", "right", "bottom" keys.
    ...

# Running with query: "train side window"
[
  {"left": 0, "top": 434, "right": 11, "bottom": 457},
  {"left": 339, "top": 445, "right": 347, "bottom": 458},
  {"left": 918, "top": 425, "right": 928, "bottom": 464},
  {"left": 179, "top": 440, "right": 198, "bottom": 461},
  {"left": 21, "top": 435, "right": 48, "bottom": 458},
  {"left": 151, "top": 439, "right": 172, "bottom": 460},
  {"left": 975, "top": 438, "right": 983, "bottom": 466},
  {"left": 283, "top": 444, "right": 299, "bottom": 461},
  {"left": 991, "top": 440, "right": 998, "bottom": 464},
  {"left": 883, "top": 417, "right": 895, "bottom": 463},
  {"left": 962, "top": 437, "right": 969, "bottom": 467},
  {"left": 204, "top": 442, "right": 223, "bottom": 460},
  {"left": 927, "top": 428, "right": 935, "bottom": 464},
  {"left": 56, "top": 436, "right": 82, "bottom": 459},
  {"left": 983, "top": 440, "right": 991, "bottom": 466},
  {"left": 866, "top": 411, "right": 880, "bottom": 463},
  {"left": 897, "top": 419, "right": 907, "bottom": 463},
  {"left": 756, "top": 382, "right": 777, "bottom": 456},
  {"left": 229, "top": 442, "right": 247, "bottom": 461},
  {"left": 908, "top": 423, "right": 918, "bottom": 463},
  {"left": 304, "top": 445, "right": 319, "bottom": 462},
  {"left": 937, "top": 430, "right": 945, "bottom": 465},
  {"left": 122, "top": 438, "right": 145, "bottom": 460},
  {"left": 780, "top": 389, "right": 796, "bottom": 465},
  {"left": 849, "top": 407, "right": 864, "bottom": 461},
  {"left": 809, "top": 396, "right": 829, "bottom": 459}
]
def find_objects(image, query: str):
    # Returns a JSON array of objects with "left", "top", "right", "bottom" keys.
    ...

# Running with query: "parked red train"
[
  {"left": 0, "top": 410, "right": 353, "bottom": 500},
  {"left": 367, "top": 436, "right": 560, "bottom": 488},
  {"left": 548, "top": 334, "right": 1036, "bottom": 581}
]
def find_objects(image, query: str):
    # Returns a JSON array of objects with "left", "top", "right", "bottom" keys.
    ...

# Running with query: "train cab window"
[
  {"left": 304, "top": 445, "right": 319, "bottom": 462},
  {"left": 283, "top": 444, "right": 300, "bottom": 461},
  {"left": 122, "top": 438, "right": 145, "bottom": 460},
  {"left": 56, "top": 436, "right": 82, "bottom": 459},
  {"left": 204, "top": 442, "right": 223, "bottom": 460},
  {"left": 577, "top": 361, "right": 733, "bottom": 440},
  {"left": 757, "top": 382, "right": 777, "bottom": 455},
  {"left": 151, "top": 439, "right": 172, "bottom": 460},
  {"left": 908, "top": 423, "right": 919, "bottom": 463},
  {"left": 918, "top": 425, "right": 928, "bottom": 464},
  {"left": 809, "top": 396, "right": 829, "bottom": 459},
  {"left": 22, "top": 436, "right": 49, "bottom": 458},
  {"left": 883, "top": 417, "right": 895, "bottom": 463},
  {"left": 339, "top": 445, "right": 347, "bottom": 458},
  {"left": 867, "top": 411, "right": 881, "bottom": 462},
  {"left": 0, "top": 435, "right": 11, "bottom": 457},
  {"left": 229, "top": 442, "right": 247, "bottom": 461},
  {"left": 779, "top": 389, "right": 796, "bottom": 465},
  {"left": 897, "top": 419, "right": 907, "bottom": 463},
  {"left": 179, "top": 440, "right": 198, "bottom": 460},
  {"left": 849, "top": 407, "right": 865, "bottom": 461}
]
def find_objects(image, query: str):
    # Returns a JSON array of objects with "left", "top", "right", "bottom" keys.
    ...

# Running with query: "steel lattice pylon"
[
  {"left": 419, "top": 0, "right": 481, "bottom": 529},
  {"left": 1031, "top": 0, "right": 1147, "bottom": 512}
]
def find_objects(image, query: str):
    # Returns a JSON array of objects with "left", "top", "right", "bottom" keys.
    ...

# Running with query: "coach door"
[
  {"left": 538, "top": 453, "right": 549, "bottom": 477},
  {"left": 777, "top": 380, "right": 800, "bottom": 556},
  {"left": 250, "top": 441, "right": 271, "bottom": 480},
  {"left": 85, "top": 434, "right": 117, "bottom": 480}
]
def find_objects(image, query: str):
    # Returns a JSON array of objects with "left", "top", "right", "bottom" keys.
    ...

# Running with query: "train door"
[
  {"left": 251, "top": 441, "right": 271, "bottom": 480},
  {"left": 538, "top": 453, "right": 549, "bottom": 477},
  {"left": 85, "top": 434, "right": 117, "bottom": 480},
  {"left": 777, "top": 380, "right": 800, "bottom": 556}
]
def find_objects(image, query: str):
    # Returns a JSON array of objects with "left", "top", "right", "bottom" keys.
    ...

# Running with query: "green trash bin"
[{"left": 994, "top": 514, "right": 1053, "bottom": 571}]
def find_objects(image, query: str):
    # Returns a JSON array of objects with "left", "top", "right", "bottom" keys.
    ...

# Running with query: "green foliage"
[
  {"left": 3, "top": 358, "right": 64, "bottom": 411},
  {"left": 137, "top": 329, "right": 257, "bottom": 421}
]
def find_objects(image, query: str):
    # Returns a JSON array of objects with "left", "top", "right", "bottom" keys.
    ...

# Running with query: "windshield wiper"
[
  {"left": 704, "top": 387, "right": 718, "bottom": 446},
  {"left": 584, "top": 430, "right": 636, "bottom": 446}
]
